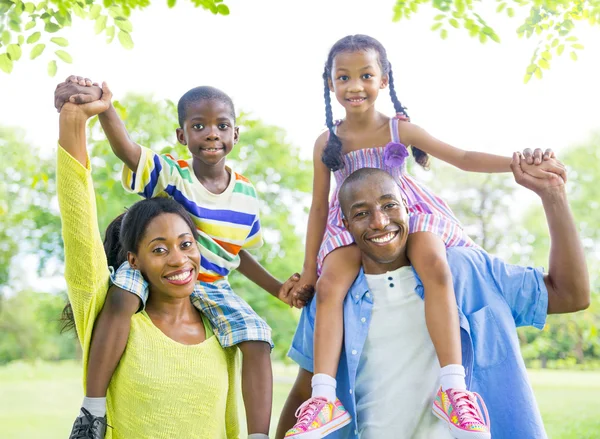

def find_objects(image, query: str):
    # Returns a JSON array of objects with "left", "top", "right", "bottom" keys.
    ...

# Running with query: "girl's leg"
[
  {"left": 238, "top": 340, "right": 272, "bottom": 437},
  {"left": 407, "top": 232, "right": 463, "bottom": 385},
  {"left": 86, "top": 285, "right": 140, "bottom": 397},
  {"left": 314, "top": 244, "right": 362, "bottom": 381}
]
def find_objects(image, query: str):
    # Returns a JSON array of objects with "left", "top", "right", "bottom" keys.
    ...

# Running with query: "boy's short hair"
[{"left": 177, "top": 86, "right": 236, "bottom": 127}]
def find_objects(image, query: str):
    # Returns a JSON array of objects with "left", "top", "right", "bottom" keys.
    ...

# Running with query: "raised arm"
[
  {"left": 54, "top": 76, "right": 141, "bottom": 171},
  {"left": 511, "top": 153, "right": 590, "bottom": 314}
]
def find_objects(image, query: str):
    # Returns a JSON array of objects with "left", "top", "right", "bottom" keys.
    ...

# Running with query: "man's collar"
[{"left": 350, "top": 267, "right": 371, "bottom": 304}]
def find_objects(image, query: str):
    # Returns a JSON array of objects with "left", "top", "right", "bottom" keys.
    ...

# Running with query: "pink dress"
[{"left": 317, "top": 116, "right": 477, "bottom": 273}]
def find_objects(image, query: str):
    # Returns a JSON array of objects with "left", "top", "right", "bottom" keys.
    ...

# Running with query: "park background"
[{"left": 0, "top": 0, "right": 599, "bottom": 437}]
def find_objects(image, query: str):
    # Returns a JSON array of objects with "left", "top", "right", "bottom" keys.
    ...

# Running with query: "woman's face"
[{"left": 128, "top": 213, "right": 200, "bottom": 299}]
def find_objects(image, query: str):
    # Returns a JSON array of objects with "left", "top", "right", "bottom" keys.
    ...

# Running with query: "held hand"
[
  {"left": 55, "top": 75, "right": 104, "bottom": 112},
  {"left": 511, "top": 152, "right": 566, "bottom": 196},
  {"left": 521, "top": 147, "right": 555, "bottom": 165},
  {"left": 61, "top": 82, "right": 112, "bottom": 121},
  {"left": 289, "top": 269, "right": 317, "bottom": 307},
  {"left": 277, "top": 273, "right": 301, "bottom": 308}
]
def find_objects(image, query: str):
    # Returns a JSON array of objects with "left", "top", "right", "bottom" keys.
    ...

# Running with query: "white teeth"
[
  {"left": 166, "top": 271, "right": 191, "bottom": 281},
  {"left": 370, "top": 232, "right": 396, "bottom": 243}
]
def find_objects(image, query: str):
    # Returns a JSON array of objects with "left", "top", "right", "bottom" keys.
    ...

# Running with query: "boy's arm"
[
  {"left": 54, "top": 76, "right": 141, "bottom": 171},
  {"left": 237, "top": 250, "right": 307, "bottom": 307}
]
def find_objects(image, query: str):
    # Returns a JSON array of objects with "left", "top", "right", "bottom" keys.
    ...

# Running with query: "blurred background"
[{"left": 0, "top": 0, "right": 599, "bottom": 437}]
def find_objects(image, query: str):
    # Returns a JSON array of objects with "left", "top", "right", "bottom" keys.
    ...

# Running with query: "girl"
[
  {"left": 58, "top": 86, "right": 241, "bottom": 438},
  {"left": 285, "top": 34, "right": 558, "bottom": 439}
]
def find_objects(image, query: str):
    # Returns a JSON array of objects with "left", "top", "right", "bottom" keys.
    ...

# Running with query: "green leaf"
[
  {"left": 434, "top": 14, "right": 446, "bottom": 20},
  {"left": 94, "top": 15, "right": 107, "bottom": 34},
  {"left": 449, "top": 18, "right": 459, "bottom": 29},
  {"left": 30, "top": 43, "right": 45, "bottom": 59},
  {"left": 479, "top": 33, "right": 488, "bottom": 43},
  {"left": 216, "top": 4, "right": 229, "bottom": 15},
  {"left": 572, "top": 44, "right": 584, "bottom": 50},
  {"left": 523, "top": 72, "right": 532, "bottom": 84},
  {"left": 167, "top": 0, "right": 176, "bottom": 8},
  {"left": 24, "top": 2, "right": 35, "bottom": 13},
  {"left": 55, "top": 49, "right": 72, "bottom": 63},
  {"left": 541, "top": 51, "right": 552, "bottom": 61},
  {"left": 496, "top": 3, "right": 506, "bottom": 13},
  {"left": 9, "top": 20, "right": 21, "bottom": 32},
  {"left": 25, "top": 20, "right": 36, "bottom": 30},
  {"left": 431, "top": 22, "right": 443, "bottom": 31},
  {"left": 490, "top": 33, "right": 500, "bottom": 43},
  {"left": 7, "top": 44, "right": 22, "bottom": 61},
  {"left": 526, "top": 63, "right": 537, "bottom": 74},
  {"left": 538, "top": 58, "right": 550, "bottom": 69},
  {"left": 551, "top": 38, "right": 559, "bottom": 47},
  {"left": 114, "top": 18, "right": 132, "bottom": 33},
  {"left": 106, "top": 25, "right": 115, "bottom": 43},
  {"left": 534, "top": 66, "right": 543, "bottom": 79},
  {"left": 72, "top": 3, "right": 86, "bottom": 18},
  {"left": 18, "top": 35, "right": 24, "bottom": 45},
  {"left": 89, "top": 4, "right": 101, "bottom": 19},
  {"left": 566, "top": 36, "right": 578, "bottom": 42},
  {"left": 50, "top": 37, "right": 68, "bottom": 47},
  {"left": 570, "top": 51, "right": 578, "bottom": 61},
  {"left": 117, "top": 30, "right": 133, "bottom": 49},
  {"left": 47, "top": 59, "right": 57, "bottom": 76},
  {"left": 0, "top": 53, "right": 13, "bottom": 73},
  {"left": 507, "top": 7, "right": 514, "bottom": 17},
  {"left": 44, "top": 22, "right": 60, "bottom": 33},
  {"left": 557, "top": 44, "right": 565, "bottom": 56},
  {"left": 440, "top": 29, "right": 448, "bottom": 40},
  {"left": 27, "top": 31, "right": 41, "bottom": 44},
  {"left": 1, "top": 31, "right": 10, "bottom": 45}
]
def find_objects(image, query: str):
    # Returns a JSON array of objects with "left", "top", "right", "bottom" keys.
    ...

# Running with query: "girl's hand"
[
  {"left": 519, "top": 154, "right": 567, "bottom": 184},
  {"left": 277, "top": 273, "right": 300, "bottom": 307},
  {"left": 289, "top": 269, "right": 317, "bottom": 308},
  {"left": 61, "top": 82, "right": 112, "bottom": 121},
  {"left": 55, "top": 75, "right": 104, "bottom": 112},
  {"left": 521, "top": 148, "right": 555, "bottom": 165}
]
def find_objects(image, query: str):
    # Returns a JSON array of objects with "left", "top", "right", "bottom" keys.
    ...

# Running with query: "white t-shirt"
[{"left": 354, "top": 266, "right": 452, "bottom": 439}]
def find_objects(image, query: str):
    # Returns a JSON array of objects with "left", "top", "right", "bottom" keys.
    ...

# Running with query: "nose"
[
  {"left": 348, "top": 78, "right": 364, "bottom": 93},
  {"left": 167, "top": 246, "right": 188, "bottom": 266},
  {"left": 205, "top": 125, "right": 220, "bottom": 141},
  {"left": 370, "top": 208, "right": 390, "bottom": 230}
]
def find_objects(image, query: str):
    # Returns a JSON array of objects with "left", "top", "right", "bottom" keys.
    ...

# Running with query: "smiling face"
[
  {"left": 329, "top": 49, "right": 389, "bottom": 115},
  {"left": 176, "top": 99, "right": 239, "bottom": 167},
  {"left": 128, "top": 212, "right": 200, "bottom": 299},
  {"left": 341, "top": 172, "right": 410, "bottom": 274}
]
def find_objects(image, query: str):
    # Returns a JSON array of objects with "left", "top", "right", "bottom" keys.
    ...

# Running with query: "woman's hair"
[
  {"left": 321, "top": 34, "right": 429, "bottom": 171},
  {"left": 61, "top": 197, "right": 198, "bottom": 332}
]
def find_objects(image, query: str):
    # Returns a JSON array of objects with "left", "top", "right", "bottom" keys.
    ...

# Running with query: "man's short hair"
[{"left": 338, "top": 168, "right": 396, "bottom": 218}]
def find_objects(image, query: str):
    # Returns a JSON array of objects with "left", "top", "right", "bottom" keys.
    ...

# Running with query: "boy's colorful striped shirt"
[{"left": 122, "top": 147, "right": 263, "bottom": 283}]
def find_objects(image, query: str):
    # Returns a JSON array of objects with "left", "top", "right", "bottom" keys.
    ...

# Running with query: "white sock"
[
  {"left": 311, "top": 373, "right": 337, "bottom": 402},
  {"left": 247, "top": 434, "right": 269, "bottom": 439},
  {"left": 439, "top": 364, "right": 467, "bottom": 391},
  {"left": 80, "top": 396, "right": 106, "bottom": 417}
]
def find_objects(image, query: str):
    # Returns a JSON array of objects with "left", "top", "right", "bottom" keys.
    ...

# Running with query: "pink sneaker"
[
  {"left": 284, "top": 396, "right": 352, "bottom": 438},
  {"left": 432, "top": 387, "right": 491, "bottom": 439}
]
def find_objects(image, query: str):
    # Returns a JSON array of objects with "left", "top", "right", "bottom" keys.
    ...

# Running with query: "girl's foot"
[
  {"left": 285, "top": 396, "right": 351, "bottom": 438},
  {"left": 432, "top": 387, "right": 491, "bottom": 439}
]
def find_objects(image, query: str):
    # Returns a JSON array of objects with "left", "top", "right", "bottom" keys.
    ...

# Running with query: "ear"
[
  {"left": 233, "top": 126, "right": 240, "bottom": 144},
  {"left": 176, "top": 127, "right": 186, "bottom": 146},
  {"left": 380, "top": 74, "right": 389, "bottom": 90},
  {"left": 342, "top": 217, "right": 349, "bottom": 230},
  {"left": 328, "top": 77, "right": 334, "bottom": 93},
  {"left": 127, "top": 251, "right": 139, "bottom": 270}
]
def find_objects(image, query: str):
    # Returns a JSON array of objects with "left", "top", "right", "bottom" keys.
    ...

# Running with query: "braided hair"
[{"left": 321, "top": 34, "right": 429, "bottom": 171}]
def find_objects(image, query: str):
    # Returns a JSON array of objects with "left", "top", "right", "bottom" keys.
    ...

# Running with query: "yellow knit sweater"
[{"left": 57, "top": 146, "right": 241, "bottom": 438}]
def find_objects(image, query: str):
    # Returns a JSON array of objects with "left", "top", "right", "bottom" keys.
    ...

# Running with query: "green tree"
[{"left": 393, "top": 0, "right": 600, "bottom": 80}]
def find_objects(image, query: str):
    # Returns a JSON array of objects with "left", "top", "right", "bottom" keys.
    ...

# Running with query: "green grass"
[{"left": 1, "top": 361, "right": 599, "bottom": 438}]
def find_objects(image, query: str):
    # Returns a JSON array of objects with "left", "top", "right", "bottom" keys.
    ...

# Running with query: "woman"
[{"left": 58, "top": 85, "right": 240, "bottom": 438}]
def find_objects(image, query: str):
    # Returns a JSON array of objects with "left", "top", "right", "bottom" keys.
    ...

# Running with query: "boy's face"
[{"left": 176, "top": 99, "right": 239, "bottom": 167}]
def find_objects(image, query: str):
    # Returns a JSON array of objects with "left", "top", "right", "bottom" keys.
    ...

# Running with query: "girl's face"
[
  {"left": 330, "top": 49, "right": 388, "bottom": 115},
  {"left": 128, "top": 213, "right": 200, "bottom": 300}
]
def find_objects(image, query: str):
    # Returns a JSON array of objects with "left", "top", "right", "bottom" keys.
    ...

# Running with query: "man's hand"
[
  {"left": 511, "top": 152, "right": 566, "bottom": 196},
  {"left": 55, "top": 75, "right": 104, "bottom": 113},
  {"left": 61, "top": 82, "right": 112, "bottom": 121}
]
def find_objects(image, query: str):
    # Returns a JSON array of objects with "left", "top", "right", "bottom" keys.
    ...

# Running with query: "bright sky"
[{"left": 1, "top": 0, "right": 599, "bottom": 291}]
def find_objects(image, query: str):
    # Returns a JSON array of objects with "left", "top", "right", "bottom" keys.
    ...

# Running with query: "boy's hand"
[
  {"left": 61, "top": 82, "right": 112, "bottom": 121},
  {"left": 55, "top": 75, "right": 104, "bottom": 112},
  {"left": 277, "top": 273, "right": 309, "bottom": 309},
  {"left": 289, "top": 269, "right": 317, "bottom": 307}
]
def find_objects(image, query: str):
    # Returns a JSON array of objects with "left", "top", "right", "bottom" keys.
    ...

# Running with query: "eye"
[
  {"left": 353, "top": 210, "right": 368, "bottom": 218},
  {"left": 384, "top": 202, "right": 399, "bottom": 209},
  {"left": 362, "top": 73, "right": 373, "bottom": 79},
  {"left": 338, "top": 75, "right": 349, "bottom": 81},
  {"left": 192, "top": 123, "right": 204, "bottom": 130},
  {"left": 218, "top": 123, "right": 229, "bottom": 130},
  {"left": 152, "top": 247, "right": 167, "bottom": 254},
  {"left": 181, "top": 240, "right": 194, "bottom": 249}
]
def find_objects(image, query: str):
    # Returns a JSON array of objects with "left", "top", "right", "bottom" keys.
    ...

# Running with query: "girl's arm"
[
  {"left": 400, "top": 122, "right": 512, "bottom": 173},
  {"left": 295, "top": 133, "right": 331, "bottom": 289}
]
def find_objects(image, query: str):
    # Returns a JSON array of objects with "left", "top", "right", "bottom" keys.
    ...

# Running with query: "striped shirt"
[{"left": 122, "top": 147, "right": 263, "bottom": 283}]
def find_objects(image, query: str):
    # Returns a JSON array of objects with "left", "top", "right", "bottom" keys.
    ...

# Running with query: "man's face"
[{"left": 342, "top": 176, "right": 410, "bottom": 273}]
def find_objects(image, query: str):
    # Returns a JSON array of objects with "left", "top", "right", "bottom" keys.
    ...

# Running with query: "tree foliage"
[
  {"left": 393, "top": 0, "right": 600, "bottom": 81},
  {"left": 0, "top": 0, "right": 230, "bottom": 74}
]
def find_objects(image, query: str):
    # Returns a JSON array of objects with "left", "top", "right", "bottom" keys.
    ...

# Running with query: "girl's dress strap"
[{"left": 389, "top": 116, "right": 401, "bottom": 143}]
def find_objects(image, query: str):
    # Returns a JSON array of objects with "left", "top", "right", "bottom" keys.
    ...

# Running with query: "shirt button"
[
  {"left": 365, "top": 292, "right": 370, "bottom": 298},
  {"left": 388, "top": 276, "right": 393, "bottom": 281},
  {"left": 361, "top": 317, "right": 366, "bottom": 323},
  {"left": 389, "top": 283, "right": 395, "bottom": 288},
  {"left": 355, "top": 294, "right": 359, "bottom": 299},
  {"left": 349, "top": 389, "right": 353, "bottom": 394},
  {"left": 352, "top": 349, "right": 357, "bottom": 355},
  {"left": 354, "top": 429, "right": 358, "bottom": 436}
]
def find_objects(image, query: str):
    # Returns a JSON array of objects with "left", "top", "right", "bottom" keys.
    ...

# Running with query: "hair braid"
[{"left": 321, "top": 70, "right": 344, "bottom": 171}]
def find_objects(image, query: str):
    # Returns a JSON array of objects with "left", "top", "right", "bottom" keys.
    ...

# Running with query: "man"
[{"left": 276, "top": 153, "right": 589, "bottom": 439}]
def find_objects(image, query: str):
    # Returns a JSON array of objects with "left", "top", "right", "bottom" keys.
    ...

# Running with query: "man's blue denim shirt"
[{"left": 289, "top": 247, "right": 549, "bottom": 439}]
